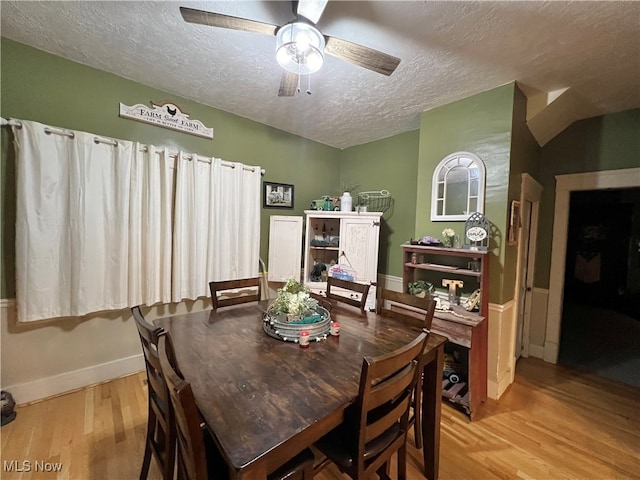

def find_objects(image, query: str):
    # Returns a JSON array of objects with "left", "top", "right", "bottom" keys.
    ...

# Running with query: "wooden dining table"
[{"left": 155, "top": 300, "right": 446, "bottom": 480}]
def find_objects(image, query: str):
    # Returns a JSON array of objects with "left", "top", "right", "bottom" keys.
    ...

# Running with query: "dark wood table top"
[{"left": 156, "top": 300, "right": 446, "bottom": 479}]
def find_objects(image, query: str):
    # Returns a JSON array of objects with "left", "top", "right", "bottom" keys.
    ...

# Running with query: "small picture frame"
[
  {"left": 263, "top": 182, "right": 294, "bottom": 209},
  {"left": 507, "top": 200, "right": 521, "bottom": 245}
]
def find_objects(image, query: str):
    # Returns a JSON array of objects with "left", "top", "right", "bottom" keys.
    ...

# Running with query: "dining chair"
[
  {"left": 132, "top": 306, "right": 175, "bottom": 480},
  {"left": 157, "top": 333, "right": 315, "bottom": 480},
  {"left": 209, "top": 277, "right": 261, "bottom": 310},
  {"left": 376, "top": 289, "right": 437, "bottom": 450},
  {"left": 313, "top": 330, "right": 429, "bottom": 480},
  {"left": 325, "top": 276, "right": 371, "bottom": 310},
  {"left": 309, "top": 291, "right": 333, "bottom": 312}
]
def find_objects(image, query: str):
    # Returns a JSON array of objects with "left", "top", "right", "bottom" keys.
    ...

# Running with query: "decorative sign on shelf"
[
  {"left": 119, "top": 101, "right": 213, "bottom": 139},
  {"left": 463, "top": 212, "right": 489, "bottom": 250}
]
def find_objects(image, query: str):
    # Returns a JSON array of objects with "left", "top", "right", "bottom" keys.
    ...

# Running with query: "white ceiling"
[{"left": 2, "top": 1, "right": 639, "bottom": 149}]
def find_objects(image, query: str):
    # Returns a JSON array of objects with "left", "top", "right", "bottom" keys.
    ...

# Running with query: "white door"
[
  {"left": 268, "top": 216, "right": 303, "bottom": 282},
  {"left": 340, "top": 216, "right": 381, "bottom": 310},
  {"left": 516, "top": 200, "right": 534, "bottom": 358},
  {"left": 515, "top": 174, "right": 542, "bottom": 360}
]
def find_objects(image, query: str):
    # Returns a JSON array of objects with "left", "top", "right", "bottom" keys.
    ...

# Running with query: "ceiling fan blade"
[
  {"left": 180, "top": 7, "right": 278, "bottom": 36},
  {"left": 296, "top": 0, "right": 329, "bottom": 24},
  {"left": 278, "top": 71, "right": 299, "bottom": 97},
  {"left": 324, "top": 36, "right": 401, "bottom": 76}
]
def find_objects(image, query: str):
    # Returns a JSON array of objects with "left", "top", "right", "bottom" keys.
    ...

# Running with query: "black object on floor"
[{"left": 1, "top": 390, "right": 16, "bottom": 426}]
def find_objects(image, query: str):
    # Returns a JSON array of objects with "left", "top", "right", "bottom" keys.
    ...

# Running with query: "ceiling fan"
[{"left": 180, "top": 0, "right": 401, "bottom": 96}]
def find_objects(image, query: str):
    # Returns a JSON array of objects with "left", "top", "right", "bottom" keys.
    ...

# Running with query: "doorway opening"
[{"left": 558, "top": 187, "right": 640, "bottom": 387}]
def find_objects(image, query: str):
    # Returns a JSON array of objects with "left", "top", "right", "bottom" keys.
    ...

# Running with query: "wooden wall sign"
[{"left": 119, "top": 101, "right": 213, "bottom": 139}]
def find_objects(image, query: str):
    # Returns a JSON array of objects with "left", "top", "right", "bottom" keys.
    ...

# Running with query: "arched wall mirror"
[{"left": 431, "top": 152, "right": 486, "bottom": 221}]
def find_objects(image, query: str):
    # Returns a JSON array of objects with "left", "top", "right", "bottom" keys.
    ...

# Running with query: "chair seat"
[
  {"left": 268, "top": 448, "right": 315, "bottom": 480},
  {"left": 314, "top": 422, "right": 401, "bottom": 469}
]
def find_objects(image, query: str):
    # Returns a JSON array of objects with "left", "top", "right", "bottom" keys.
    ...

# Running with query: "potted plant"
[
  {"left": 407, "top": 280, "right": 435, "bottom": 298},
  {"left": 268, "top": 278, "right": 319, "bottom": 322}
]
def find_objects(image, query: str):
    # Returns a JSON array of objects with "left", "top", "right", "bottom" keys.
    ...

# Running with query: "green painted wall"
[
  {"left": 416, "top": 84, "right": 516, "bottom": 304},
  {"left": 536, "top": 108, "right": 640, "bottom": 288},
  {"left": 4, "top": 37, "right": 637, "bottom": 303},
  {"left": 503, "top": 86, "right": 542, "bottom": 296},
  {"left": 339, "top": 129, "right": 420, "bottom": 277},
  {"left": 0, "top": 38, "right": 341, "bottom": 298}
]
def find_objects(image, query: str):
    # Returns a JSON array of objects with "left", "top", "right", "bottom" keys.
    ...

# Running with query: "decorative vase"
[
  {"left": 340, "top": 192, "right": 352, "bottom": 212},
  {"left": 443, "top": 236, "right": 454, "bottom": 248}
]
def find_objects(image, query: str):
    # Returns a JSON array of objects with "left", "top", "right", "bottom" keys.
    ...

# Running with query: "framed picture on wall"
[
  {"left": 263, "top": 182, "right": 294, "bottom": 209},
  {"left": 507, "top": 200, "right": 521, "bottom": 245}
]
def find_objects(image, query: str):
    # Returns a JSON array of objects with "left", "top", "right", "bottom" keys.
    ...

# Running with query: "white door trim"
[
  {"left": 545, "top": 167, "right": 640, "bottom": 363},
  {"left": 514, "top": 173, "right": 542, "bottom": 365}
]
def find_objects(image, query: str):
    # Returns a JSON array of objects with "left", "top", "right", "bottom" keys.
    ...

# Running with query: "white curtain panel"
[
  {"left": 14, "top": 121, "right": 134, "bottom": 321},
  {"left": 173, "top": 156, "right": 261, "bottom": 302},
  {"left": 172, "top": 153, "right": 211, "bottom": 301},
  {"left": 128, "top": 145, "right": 174, "bottom": 306},
  {"left": 208, "top": 158, "right": 261, "bottom": 282}
]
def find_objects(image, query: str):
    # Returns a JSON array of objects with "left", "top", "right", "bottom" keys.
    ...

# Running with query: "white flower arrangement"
[
  {"left": 268, "top": 278, "right": 318, "bottom": 319},
  {"left": 442, "top": 228, "right": 457, "bottom": 247},
  {"left": 442, "top": 228, "right": 456, "bottom": 239}
]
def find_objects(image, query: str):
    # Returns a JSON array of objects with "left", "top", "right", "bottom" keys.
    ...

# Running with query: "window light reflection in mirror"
[{"left": 431, "top": 152, "right": 486, "bottom": 221}]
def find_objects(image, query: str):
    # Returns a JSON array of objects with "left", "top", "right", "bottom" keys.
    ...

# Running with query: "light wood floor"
[{"left": 2, "top": 357, "right": 639, "bottom": 479}]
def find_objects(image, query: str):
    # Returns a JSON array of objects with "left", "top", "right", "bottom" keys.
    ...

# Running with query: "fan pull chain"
[{"left": 306, "top": 75, "right": 312, "bottom": 95}]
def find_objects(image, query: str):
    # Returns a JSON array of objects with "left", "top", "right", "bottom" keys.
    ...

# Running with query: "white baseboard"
[
  {"left": 488, "top": 373, "right": 513, "bottom": 401},
  {"left": 528, "top": 343, "right": 545, "bottom": 359},
  {"left": 377, "top": 274, "right": 403, "bottom": 292},
  {"left": 543, "top": 341, "right": 559, "bottom": 363},
  {"left": 5, "top": 353, "right": 145, "bottom": 405},
  {"left": 488, "top": 300, "right": 516, "bottom": 400}
]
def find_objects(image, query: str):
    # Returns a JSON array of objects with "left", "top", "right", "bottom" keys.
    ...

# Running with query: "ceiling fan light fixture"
[{"left": 276, "top": 22, "right": 325, "bottom": 75}]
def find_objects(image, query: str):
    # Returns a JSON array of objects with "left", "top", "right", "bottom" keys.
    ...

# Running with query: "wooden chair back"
[
  {"left": 132, "top": 306, "right": 175, "bottom": 480},
  {"left": 157, "top": 334, "right": 210, "bottom": 480},
  {"left": 350, "top": 331, "right": 429, "bottom": 478},
  {"left": 375, "top": 290, "right": 437, "bottom": 450},
  {"left": 377, "top": 289, "right": 436, "bottom": 331},
  {"left": 209, "top": 277, "right": 261, "bottom": 310},
  {"left": 326, "top": 276, "right": 371, "bottom": 310},
  {"left": 309, "top": 292, "right": 333, "bottom": 312}
]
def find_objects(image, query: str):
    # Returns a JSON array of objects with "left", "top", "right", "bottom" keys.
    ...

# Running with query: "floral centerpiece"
[
  {"left": 268, "top": 278, "right": 319, "bottom": 322},
  {"left": 263, "top": 278, "right": 331, "bottom": 343},
  {"left": 442, "top": 228, "right": 456, "bottom": 248}
]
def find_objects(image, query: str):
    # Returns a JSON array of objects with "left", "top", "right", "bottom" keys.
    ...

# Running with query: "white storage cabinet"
[{"left": 303, "top": 211, "right": 382, "bottom": 310}]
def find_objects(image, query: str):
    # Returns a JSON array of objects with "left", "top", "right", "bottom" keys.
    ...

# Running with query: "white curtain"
[
  {"left": 15, "top": 121, "right": 134, "bottom": 321},
  {"left": 173, "top": 156, "right": 261, "bottom": 302},
  {"left": 13, "top": 120, "right": 262, "bottom": 322},
  {"left": 128, "top": 145, "right": 174, "bottom": 306}
]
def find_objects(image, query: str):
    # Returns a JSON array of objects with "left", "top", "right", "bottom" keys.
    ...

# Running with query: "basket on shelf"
[{"left": 357, "top": 190, "right": 392, "bottom": 213}]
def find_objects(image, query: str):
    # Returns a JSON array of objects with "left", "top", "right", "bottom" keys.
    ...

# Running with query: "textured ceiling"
[{"left": 2, "top": 1, "right": 639, "bottom": 149}]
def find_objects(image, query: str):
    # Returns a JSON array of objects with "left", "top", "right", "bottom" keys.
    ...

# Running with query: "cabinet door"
[
  {"left": 268, "top": 216, "right": 303, "bottom": 282},
  {"left": 340, "top": 217, "right": 380, "bottom": 284}
]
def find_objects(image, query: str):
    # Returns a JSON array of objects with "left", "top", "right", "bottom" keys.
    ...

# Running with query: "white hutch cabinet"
[{"left": 303, "top": 211, "right": 382, "bottom": 310}]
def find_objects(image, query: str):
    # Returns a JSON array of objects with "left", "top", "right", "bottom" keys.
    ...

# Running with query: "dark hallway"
[{"left": 558, "top": 188, "right": 640, "bottom": 387}]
